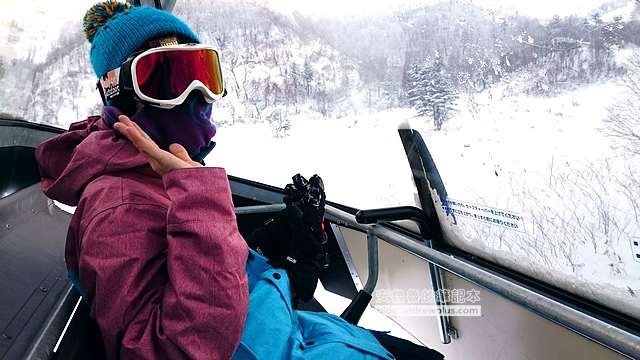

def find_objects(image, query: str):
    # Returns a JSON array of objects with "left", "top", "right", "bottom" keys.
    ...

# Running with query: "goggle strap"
[
  {"left": 96, "top": 80, "right": 107, "bottom": 106},
  {"left": 148, "top": 36, "right": 180, "bottom": 49},
  {"left": 96, "top": 54, "right": 138, "bottom": 104},
  {"left": 119, "top": 60, "right": 135, "bottom": 93}
]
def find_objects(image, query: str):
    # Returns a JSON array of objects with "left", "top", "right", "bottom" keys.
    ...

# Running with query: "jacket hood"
[{"left": 36, "top": 115, "right": 156, "bottom": 206}]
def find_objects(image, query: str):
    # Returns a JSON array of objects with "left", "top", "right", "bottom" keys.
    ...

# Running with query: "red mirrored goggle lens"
[{"left": 135, "top": 49, "right": 223, "bottom": 101}]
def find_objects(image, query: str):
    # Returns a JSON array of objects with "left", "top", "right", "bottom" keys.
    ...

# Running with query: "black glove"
[
  {"left": 283, "top": 174, "right": 328, "bottom": 246},
  {"left": 246, "top": 174, "right": 329, "bottom": 304}
]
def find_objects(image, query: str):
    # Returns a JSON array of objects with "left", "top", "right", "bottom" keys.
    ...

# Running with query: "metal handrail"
[
  {"left": 355, "top": 206, "right": 453, "bottom": 344},
  {"left": 338, "top": 232, "right": 380, "bottom": 325},
  {"left": 234, "top": 203, "right": 285, "bottom": 215},
  {"left": 362, "top": 233, "right": 379, "bottom": 295}
]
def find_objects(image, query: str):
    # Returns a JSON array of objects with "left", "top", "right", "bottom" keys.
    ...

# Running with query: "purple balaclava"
[{"left": 103, "top": 97, "right": 217, "bottom": 162}]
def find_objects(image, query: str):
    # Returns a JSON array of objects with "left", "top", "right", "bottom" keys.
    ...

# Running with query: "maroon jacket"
[{"left": 36, "top": 116, "right": 249, "bottom": 359}]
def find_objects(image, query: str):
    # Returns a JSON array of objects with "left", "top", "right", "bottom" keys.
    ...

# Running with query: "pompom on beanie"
[{"left": 83, "top": 1, "right": 200, "bottom": 77}]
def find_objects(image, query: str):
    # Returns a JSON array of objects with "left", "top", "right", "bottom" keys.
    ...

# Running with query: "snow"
[
  {"left": 601, "top": 1, "right": 637, "bottom": 22},
  {"left": 0, "top": 0, "right": 93, "bottom": 62},
  {"left": 207, "top": 79, "right": 640, "bottom": 321},
  {"left": 207, "top": 110, "right": 419, "bottom": 210}
]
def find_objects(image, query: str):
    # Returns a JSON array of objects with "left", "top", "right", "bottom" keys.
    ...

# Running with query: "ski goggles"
[{"left": 97, "top": 44, "right": 225, "bottom": 108}]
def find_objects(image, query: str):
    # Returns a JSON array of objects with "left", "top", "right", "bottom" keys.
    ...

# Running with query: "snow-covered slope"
[{"left": 208, "top": 78, "right": 640, "bottom": 320}]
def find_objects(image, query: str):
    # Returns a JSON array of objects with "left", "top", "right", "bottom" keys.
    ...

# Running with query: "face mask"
[{"left": 103, "top": 95, "right": 217, "bottom": 161}]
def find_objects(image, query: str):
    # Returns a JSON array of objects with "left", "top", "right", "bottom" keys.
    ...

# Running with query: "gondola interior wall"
[{"left": 0, "top": 119, "right": 72, "bottom": 359}]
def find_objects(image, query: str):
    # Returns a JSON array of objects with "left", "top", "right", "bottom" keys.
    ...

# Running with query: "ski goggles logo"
[{"left": 98, "top": 44, "right": 226, "bottom": 109}]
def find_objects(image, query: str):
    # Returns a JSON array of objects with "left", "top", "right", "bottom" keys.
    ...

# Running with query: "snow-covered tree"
[
  {"left": 289, "top": 63, "right": 301, "bottom": 96},
  {"left": 0, "top": 56, "right": 5, "bottom": 81},
  {"left": 602, "top": 16, "right": 626, "bottom": 48},
  {"left": 266, "top": 109, "right": 290, "bottom": 138},
  {"left": 603, "top": 51, "right": 640, "bottom": 156},
  {"left": 303, "top": 60, "right": 314, "bottom": 96},
  {"left": 381, "top": 68, "right": 401, "bottom": 109},
  {"left": 407, "top": 60, "right": 458, "bottom": 130}
]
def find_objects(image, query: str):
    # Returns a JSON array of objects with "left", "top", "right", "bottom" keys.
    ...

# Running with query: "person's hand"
[
  {"left": 113, "top": 114, "right": 202, "bottom": 176},
  {"left": 245, "top": 174, "right": 329, "bottom": 304},
  {"left": 283, "top": 174, "right": 328, "bottom": 245}
]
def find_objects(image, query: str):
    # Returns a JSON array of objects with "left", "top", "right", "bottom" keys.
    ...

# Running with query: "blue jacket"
[{"left": 233, "top": 249, "right": 392, "bottom": 360}]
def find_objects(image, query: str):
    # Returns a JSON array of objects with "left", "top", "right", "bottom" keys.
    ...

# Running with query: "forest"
[{"left": 0, "top": 0, "right": 638, "bottom": 133}]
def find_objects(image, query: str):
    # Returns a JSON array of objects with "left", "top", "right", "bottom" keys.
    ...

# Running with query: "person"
[
  {"left": 37, "top": 2, "right": 248, "bottom": 359},
  {"left": 36, "top": 1, "right": 443, "bottom": 360}
]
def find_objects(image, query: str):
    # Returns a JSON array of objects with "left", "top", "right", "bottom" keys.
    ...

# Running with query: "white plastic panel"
[{"left": 339, "top": 225, "right": 628, "bottom": 360}]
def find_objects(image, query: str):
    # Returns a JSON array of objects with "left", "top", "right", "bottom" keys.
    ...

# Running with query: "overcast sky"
[
  {"left": 265, "top": 0, "right": 616, "bottom": 19},
  {"left": 0, "top": 0, "right": 620, "bottom": 25}
]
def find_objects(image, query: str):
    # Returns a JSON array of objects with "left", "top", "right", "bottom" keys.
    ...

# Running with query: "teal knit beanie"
[{"left": 83, "top": 1, "right": 200, "bottom": 77}]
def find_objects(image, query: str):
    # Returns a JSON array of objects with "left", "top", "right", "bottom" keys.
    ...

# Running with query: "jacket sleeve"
[{"left": 79, "top": 167, "right": 249, "bottom": 360}]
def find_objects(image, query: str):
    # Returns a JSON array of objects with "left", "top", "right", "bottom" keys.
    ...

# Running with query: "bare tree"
[{"left": 602, "top": 51, "right": 640, "bottom": 155}]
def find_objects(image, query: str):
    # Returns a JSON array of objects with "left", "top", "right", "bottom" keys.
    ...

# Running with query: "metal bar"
[
  {"left": 324, "top": 205, "right": 640, "bottom": 358},
  {"left": 234, "top": 204, "right": 285, "bottom": 215},
  {"left": 162, "top": 0, "right": 177, "bottom": 13},
  {"left": 425, "top": 239, "right": 451, "bottom": 344},
  {"left": 354, "top": 206, "right": 451, "bottom": 344},
  {"left": 339, "top": 232, "right": 380, "bottom": 325},
  {"left": 362, "top": 233, "right": 379, "bottom": 294}
]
